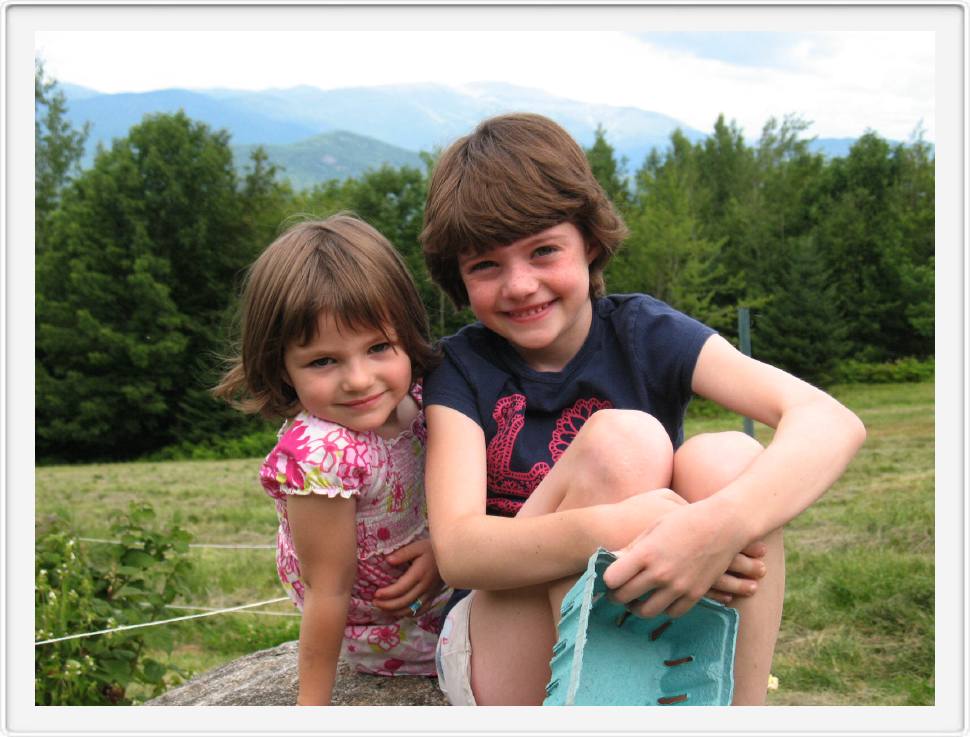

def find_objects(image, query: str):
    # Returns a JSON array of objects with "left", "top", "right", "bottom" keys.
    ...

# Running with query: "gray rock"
[{"left": 146, "top": 640, "right": 449, "bottom": 706}]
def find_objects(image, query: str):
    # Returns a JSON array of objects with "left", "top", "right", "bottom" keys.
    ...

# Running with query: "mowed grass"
[
  {"left": 687, "top": 382, "right": 934, "bottom": 705},
  {"left": 35, "top": 381, "right": 934, "bottom": 704}
]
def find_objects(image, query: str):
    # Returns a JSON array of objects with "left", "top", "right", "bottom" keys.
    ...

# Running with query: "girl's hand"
[
  {"left": 702, "top": 541, "right": 767, "bottom": 605},
  {"left": 603, "top": 497, "right": 751, "bottom": 618},
  {"left": 373, "top": 538, "right": 444, "bottom": 617}
]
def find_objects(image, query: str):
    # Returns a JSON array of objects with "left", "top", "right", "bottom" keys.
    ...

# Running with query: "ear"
[{"left": 585, "top": 240, "right": 602, "bottom": 265}]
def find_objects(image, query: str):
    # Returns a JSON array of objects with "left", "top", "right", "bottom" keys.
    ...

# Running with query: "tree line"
[{"left": 35, "top": 64, "right": 934, "bottom": 463}]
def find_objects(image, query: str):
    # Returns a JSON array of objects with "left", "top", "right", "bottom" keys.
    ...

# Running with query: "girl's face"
[
  {"left": 283, "top": 312, "right": 413, "bottom": 437},
  {"left": 458, "top": 222, "right": 599, "bottom": 372}
]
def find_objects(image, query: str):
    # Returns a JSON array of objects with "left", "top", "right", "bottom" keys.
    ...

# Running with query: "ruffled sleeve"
[{"left": 260, "top": 414, "right": 372, "bottom": 500}]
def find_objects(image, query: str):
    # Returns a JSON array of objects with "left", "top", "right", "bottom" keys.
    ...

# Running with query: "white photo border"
[{"left": 4, "top": 2, "right": 965, "bottom": 735}]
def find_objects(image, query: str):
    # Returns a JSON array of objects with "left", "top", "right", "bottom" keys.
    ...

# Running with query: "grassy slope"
[{"left": 35, "top": 382, "right": 934, "bottom": 704}]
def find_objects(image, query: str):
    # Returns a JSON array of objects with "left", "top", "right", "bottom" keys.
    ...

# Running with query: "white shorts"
[{"left": 434, "top": 592, "right": 477, "bottom": 706}]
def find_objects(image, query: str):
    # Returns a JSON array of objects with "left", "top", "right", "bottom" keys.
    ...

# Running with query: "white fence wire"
[{"left": 36, "top": 536, "right": 291, "bottom": 647}]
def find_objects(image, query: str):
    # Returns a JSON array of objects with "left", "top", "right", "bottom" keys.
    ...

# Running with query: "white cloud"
[{"left": 35, "top": 29, "right": 933, "bottom": 141}]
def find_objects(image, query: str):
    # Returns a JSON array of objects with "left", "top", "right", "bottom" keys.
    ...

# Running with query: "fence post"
[{"left": 737, "top": 307, "right": 755, "bottom": 438}]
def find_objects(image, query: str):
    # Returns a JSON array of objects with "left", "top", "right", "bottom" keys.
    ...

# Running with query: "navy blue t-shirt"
[{"left": 424, "top": 294, "right": 716, "bottom": 518}]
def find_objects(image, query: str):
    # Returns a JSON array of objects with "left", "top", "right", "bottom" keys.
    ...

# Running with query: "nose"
[
  {"left": 341, "top": 358, "right": 373, "bottom": 393},
  {"left": 501, "top": 261, "right": 538, "bottom": 301}
]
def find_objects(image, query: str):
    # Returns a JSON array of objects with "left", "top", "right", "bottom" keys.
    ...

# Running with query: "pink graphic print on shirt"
[{"left": 485, "top": 394, "right": 612, "bottom": 513}]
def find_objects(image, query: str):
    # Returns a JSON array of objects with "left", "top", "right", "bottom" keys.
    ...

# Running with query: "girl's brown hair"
[
  {"left": 420, "top": 113, "right": 628, "bottom": 308},
  {"left": 214, "top": 214, "right": 436, "bottom": 419}
]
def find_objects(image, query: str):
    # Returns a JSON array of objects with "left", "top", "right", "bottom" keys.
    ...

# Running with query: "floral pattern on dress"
[{"left": 259, "top": 384, "right": 448, "bottom": 676}]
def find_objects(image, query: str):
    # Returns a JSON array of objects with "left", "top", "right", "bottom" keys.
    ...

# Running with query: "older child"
[
  {"left": 420, "top": 113, "right": 865, "bottom": 705},
  {"left": 215, "top": 215, "right": 449, "bottom": 705}
]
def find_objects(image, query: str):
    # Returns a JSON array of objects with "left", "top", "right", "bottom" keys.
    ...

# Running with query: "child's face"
[
  {"left": 458, "top": 222, "right": 598, "bottom": 372},
  {"left": 283, "top": 312, "right": 413, "bottom": 437}
]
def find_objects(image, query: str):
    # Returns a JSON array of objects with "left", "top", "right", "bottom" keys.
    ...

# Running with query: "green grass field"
[{"left": 35, "top": 381, "right": 934, "bottom": 705}]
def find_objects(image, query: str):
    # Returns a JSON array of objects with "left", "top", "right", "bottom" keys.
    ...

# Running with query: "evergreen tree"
[
  {"left": 753, "top": 236, "right": 849, "bottom": 385},
  {"left": 616, "top": 129, "right": 742, "bottom": 334},
  {"left": 616, "top": 152, "right": 732, "bottom": 330},
  {"left": 892, "top": 126, "right": 935, "bottom": 352},
  {"left": 585, "top": 124, "right": 630, "bottom": 211},
  {"left": 814, "top": 132, "right": 914, "bottom": 361},
  {"left": 36, "top": 112, "right": 254, "bottom": 460},
  {"left": 35, "top": 59, "right": 90, "bottom": 253}
]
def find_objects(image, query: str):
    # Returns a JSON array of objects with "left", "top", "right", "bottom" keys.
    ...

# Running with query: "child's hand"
[
  {"left": 703, "top": 541, "right": 767, "bottom": 605},
  {"left": 373, "top": 538, "right": 444, "bottom": 617},
  {"left": 602, "top": 498, "right": 751, "bottom": 618}
]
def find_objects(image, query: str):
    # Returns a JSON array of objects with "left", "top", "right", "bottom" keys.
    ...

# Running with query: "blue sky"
[
  {"left": 634, "top": 32, "right": 819, "bottom": 69},
  {"left": 36, "top": 29, "right": 934, "bottom": 143}
]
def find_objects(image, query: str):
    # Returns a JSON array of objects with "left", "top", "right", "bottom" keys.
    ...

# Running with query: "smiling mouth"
[
  {"left": 506, "top": 300, "right": 555, "bottom": 320},
  {"left": 341, "top": 392, "right": 385, "bottom": 408}
]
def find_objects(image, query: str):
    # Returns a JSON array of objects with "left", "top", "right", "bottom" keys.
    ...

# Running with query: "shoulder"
[
  {"left": 425, "top": 322, "right": 509, "bottom": 424},
  {"left": 436, "top": 321, "right": 494, "bottom": 363},
  {"left": 259, "top": 412, "right": 374, "bottom": 499},
  {"left": 427, "top": 322, "right": 498, "bottom": 391},
  {"left": 600, "top": 294, "right": 716, "bottom": 393},
  {"left": 599, "top": 293, "right": 690, "bottom": 322},
  {"left": 600, "top": 293, "right": 714, "bottom": 340}
]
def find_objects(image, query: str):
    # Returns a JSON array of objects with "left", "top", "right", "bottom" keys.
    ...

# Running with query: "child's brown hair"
[
  {"left": 420, "top": 112, "right": 628, "bottom": 308},
  {"left": 214, "top": 214, "right": 436, "bottom": 419}
]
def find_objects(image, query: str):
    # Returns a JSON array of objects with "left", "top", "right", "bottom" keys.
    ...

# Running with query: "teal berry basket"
[{"left": 543, "top": 548, "right": 739, "bottom": 706}]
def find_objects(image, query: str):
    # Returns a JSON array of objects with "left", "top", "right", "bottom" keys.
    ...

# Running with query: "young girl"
[
  {"left": 419, "top": 114, "right": 866, "bottom": 705},
  {"left": 215, "top": 215, "right": 449, "bottom": 706}
]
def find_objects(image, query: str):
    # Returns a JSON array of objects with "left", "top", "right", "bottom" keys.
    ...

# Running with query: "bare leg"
[
  {"left": 672, "top": 431, "right": 785, "bottom": 706},
  {"left": 468, "top": 410, "right": 678, "bottom": 704}
]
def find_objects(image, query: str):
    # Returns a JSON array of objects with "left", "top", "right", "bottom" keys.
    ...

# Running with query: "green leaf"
[
  {"left": 141, "top": 659, "right": 166, "bottom": 684},
  {"left": 121, "top": 550, "right": 157, "bottom": 569},
  {"left": 98, "top": 658, "right": 132, "bottom": 682}
]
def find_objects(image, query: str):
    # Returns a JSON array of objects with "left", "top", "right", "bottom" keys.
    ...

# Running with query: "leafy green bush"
[
  {"left": 145, "top": 427, "right": 279, "bottom": 461},
  {"left": 832, "top": 357, "right": 934, "bottom": 384},
  {"left": 35, "top": 503, "right": 194, "bottom": 705},
  {"left": 685, "top": 396, "right": 737, "bottom": 420}
]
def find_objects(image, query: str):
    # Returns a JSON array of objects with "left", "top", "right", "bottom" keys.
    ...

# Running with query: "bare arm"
[
  {"left": 288, "top": 494, "right": 358, "bottom": 706},
  {"left": 604, "top": 334, "right": 866, "bottom": 615},
  {"left": 693, "top": 334, "right": 865, "bottom": 537},
  {"left": 425, "top": 405, "right": 674, "bottom": 590}
]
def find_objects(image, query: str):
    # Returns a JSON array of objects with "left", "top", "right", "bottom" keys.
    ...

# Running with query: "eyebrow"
[{"left": 459, "top": 232, "right": 558, "bottom": 264}]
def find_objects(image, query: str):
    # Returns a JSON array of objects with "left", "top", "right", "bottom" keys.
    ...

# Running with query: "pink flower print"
[
  {"left": 306, "top": 427, "right": 370, "bottom": 492},
  {"left": 338, "top": 444, "right": 370, "bottom": 490},
  {"left": 389, "top": 481, "right": 406, "bottom": 512},
  {"left": 280, "top": 420, "right": 312, "bottom": 459},
  {"left": 278, "top": 554, "right": 301, "bottom": 584},
  {"left": 417, "top": 610, "right": 443, "bottom": 634},
  {"left": 267, "top": 421, "right": 316, "bottom": 489},
  {"left": 383, "top": 658, "right": 404, "bottom": 673},
  {"left": 347, "top": 645, "right": 357, "bottom": 653},
  {"left": 377, "top": 527, "right": 391, "bottom": 542},
  {"left": 346, "top": 625, "right": 368, "bottom": 640},
  {"left": 312, "top": 430, "right": 347, "bottom": 475},
  {"left": 357, "top": 521, "right": 379, "bottom": 558},
  {"left": 368, "top": 624, "right": 401, "bottom": 651}
]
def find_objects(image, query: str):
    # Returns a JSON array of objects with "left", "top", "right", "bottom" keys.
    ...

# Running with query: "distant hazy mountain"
[
  {"left": 64, "top": 87, "right": 322, "bottom": 161},
  {"left": 204, "top": 81, "right": 711, "bottom": 167},
  {"left": 233, "top": 131, "right": 424, "bottom": 190},
  {"left": 60, "top": 82, "right": 895, "bottom": 184}
]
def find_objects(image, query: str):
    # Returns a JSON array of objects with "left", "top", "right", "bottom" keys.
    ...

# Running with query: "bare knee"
[
  {"left": 672, "top": 431, "right": 763, "bottom": 503},
  {"left": 566, "top": 409, "right": 673, "bottom": 503}
]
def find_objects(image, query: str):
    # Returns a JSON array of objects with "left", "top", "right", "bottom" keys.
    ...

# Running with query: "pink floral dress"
[{"left": 260, "top": 385, "right": 448, "bottom": 676}]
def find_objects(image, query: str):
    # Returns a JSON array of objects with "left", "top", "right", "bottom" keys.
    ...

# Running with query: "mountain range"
[{"left": 62, "top": 81, "right": 869, "bottom": 189}]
